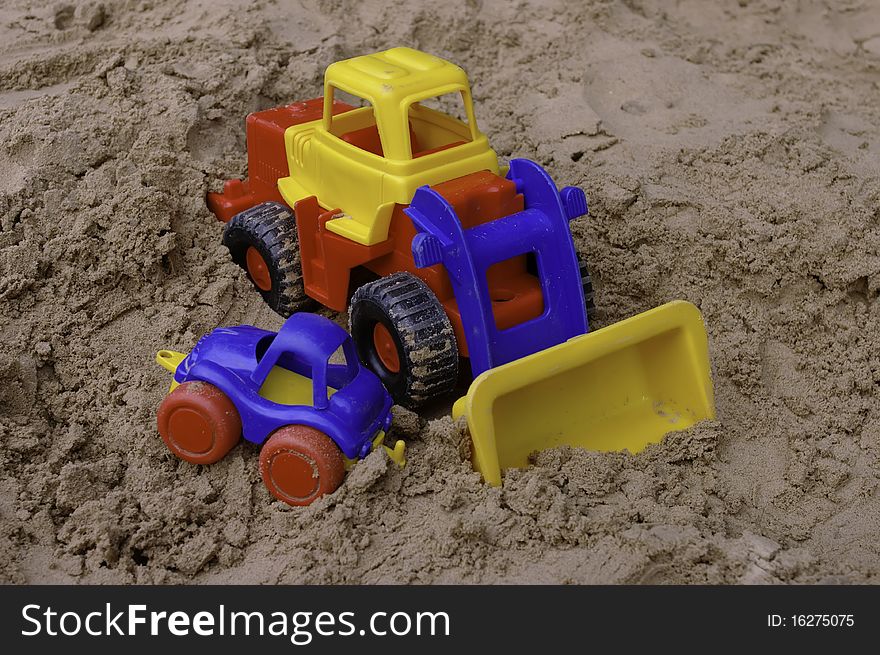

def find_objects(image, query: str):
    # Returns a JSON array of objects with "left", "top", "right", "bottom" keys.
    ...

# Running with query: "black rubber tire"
[
  {"left": 576, "top": 251, "right": 597, "bottom": 322},
  {"left": 527, "top": 250, "right": 597, "bottom": 322},
  {"left": 349, "top": 272, "right": 458, "bottom": 408},
  {"left": 222, "top": 202, "right": 313, "bottom": 316}
]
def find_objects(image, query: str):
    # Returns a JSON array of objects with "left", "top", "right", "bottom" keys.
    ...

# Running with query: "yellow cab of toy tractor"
[
  {"left": 207, "top": 47, "right": 715, "bottom": 486},
  {"left": 279, "top": 47, "right": 499, "bottom": 246}
]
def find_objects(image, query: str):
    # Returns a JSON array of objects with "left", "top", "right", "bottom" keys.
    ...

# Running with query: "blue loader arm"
[{"left": 405, "top": 158, "right": 589, "bottom": 378}]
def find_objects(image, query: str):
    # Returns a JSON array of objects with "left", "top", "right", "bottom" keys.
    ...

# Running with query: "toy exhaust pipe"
[{"left": 452, "top": 301, "right": 715, "bottom": 486}]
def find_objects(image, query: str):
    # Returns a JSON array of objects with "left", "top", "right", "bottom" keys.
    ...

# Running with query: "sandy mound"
[{"left": 1, "top": 0, "right": 878, "bottom": 583}]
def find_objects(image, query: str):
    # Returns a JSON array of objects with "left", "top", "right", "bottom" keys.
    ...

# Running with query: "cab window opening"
[
  {"left": 327, "top": 86, "right": 385, "bottom": 157},
  {"left": 406, "top": 90, "right": 473, "bottom": 158}
]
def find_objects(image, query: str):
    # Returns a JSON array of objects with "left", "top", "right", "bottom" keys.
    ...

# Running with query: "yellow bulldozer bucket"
[{"left": 452, "top": 300, "right": 715, "bottom": 486}]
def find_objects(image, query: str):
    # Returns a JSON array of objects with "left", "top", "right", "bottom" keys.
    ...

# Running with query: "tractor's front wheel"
[
  {"left": 575, "top": 250, "right": 597, "bottom": 322},
  {"left": 259, "top": 425, "right": 345, "bottom": 506},
  {"left": 527, "top": 249, "right": 597, "bottom": 322},
  {"left": 222, "top": 202, "right": 313, "bottom": 317},
  {"left": 349, "top": 272, "right": 458, "bottom": 408}
]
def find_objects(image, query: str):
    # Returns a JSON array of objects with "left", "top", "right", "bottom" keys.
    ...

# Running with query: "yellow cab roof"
[{"left": 325, "top": 47, "right": 469, "bottom": 104}]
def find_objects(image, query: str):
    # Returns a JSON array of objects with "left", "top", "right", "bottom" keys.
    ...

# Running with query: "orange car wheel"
[
  {"left": 156, "top": 381, "right": 242, "bottom": 464},
  {"left": 259, "top": 425, "right": 345, "bottom": 506}
]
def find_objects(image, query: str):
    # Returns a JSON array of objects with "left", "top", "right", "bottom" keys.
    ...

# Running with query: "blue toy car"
[{"left": 155, "top": 313, "right": 401, "bottom": 506}]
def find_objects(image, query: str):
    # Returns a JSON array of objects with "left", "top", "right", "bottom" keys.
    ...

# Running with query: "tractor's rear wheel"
[
  {"left": 259, "top": 425, "right": 345, "bottom": 506},
  {"left": 222, "top": 202, "right": 313, "bottom": 317},
  {"left": 349, "top": 272, "right": 458, "bottom": 408},
  {"left": 156, "top": 381, "right": 242, "bottom": 464}
]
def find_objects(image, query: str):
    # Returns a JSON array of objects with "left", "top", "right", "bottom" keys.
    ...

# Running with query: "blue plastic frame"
[{"left": 405, "top": 158, "right": 589, "bottom": 377}]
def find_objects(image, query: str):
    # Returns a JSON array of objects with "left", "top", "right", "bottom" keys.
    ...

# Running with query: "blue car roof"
[
  {"left": 249, "top": 313, "right": 352, "bottom": 385},
  {"left": 276, "top": 313, "right": 350, "bottom": 363}
]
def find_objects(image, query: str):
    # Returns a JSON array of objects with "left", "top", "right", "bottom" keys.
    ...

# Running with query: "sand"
[{"left": 1, "top": 0, "right": 878, "bottom": 584}]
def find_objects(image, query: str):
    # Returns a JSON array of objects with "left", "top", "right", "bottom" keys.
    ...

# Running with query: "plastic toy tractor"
[
  {"left": 155, "top": 313, "right": 402, "bottom": 506},
  {"left": 209, "top": 47, "right": 594, "bottom": 408},
  {"left": 208, "top": 47, "right": 716, "bottom": 484}
]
